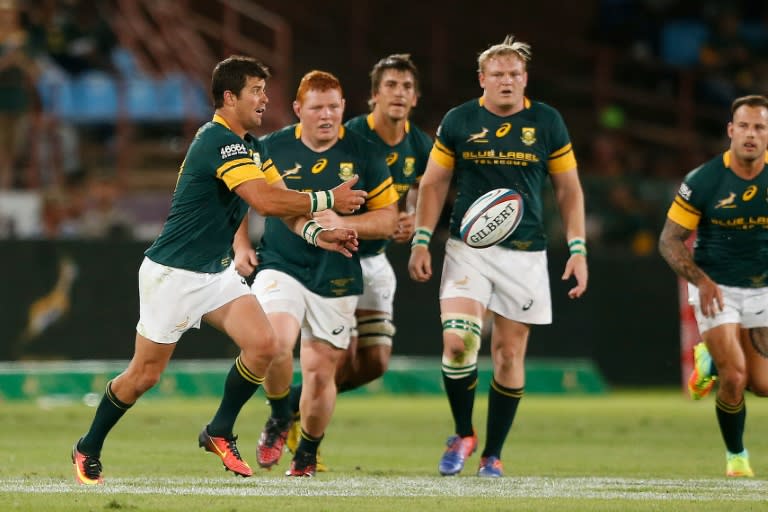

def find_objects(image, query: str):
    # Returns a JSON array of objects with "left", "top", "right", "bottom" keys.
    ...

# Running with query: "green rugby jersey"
[
  {"left": 258, "top": 124, "right": 399, "bottom": 297},
  {"left": 145, "top": 114, "right": 278, "bottom": 273},
  {"left": 667, "top": 150, "right": 768, "bottom": 288},
  {"left": 345, "top": 113, "right": 432, "bottom": 256},
  {"left": 431, "top": 97, "right": 577, "bottom": 251}
]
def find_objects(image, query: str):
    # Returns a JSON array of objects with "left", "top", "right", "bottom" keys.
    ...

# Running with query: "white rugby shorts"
[
  {"left": 136, "top": 257, "right": 251, "bottom": 344},
  {"left": 252, "top": 269, "right": 356, "bottom": 349},
  {"left": 357, "top": 253, "right": 397, "bottom": 314},
  {"left": 439, "top": 238, "right": 552, "bottom": 324},
  {"left": 688, "top": 283, "right": 768, "bottom": 332}
]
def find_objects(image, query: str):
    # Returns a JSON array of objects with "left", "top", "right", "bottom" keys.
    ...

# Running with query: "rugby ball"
[{"left": 459, "top": 188, "right": 523, "bottom": 248}]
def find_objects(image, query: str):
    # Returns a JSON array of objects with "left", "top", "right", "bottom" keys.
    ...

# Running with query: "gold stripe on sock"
[
  {"left": 490, "top": 378, "right": 524, "bottom": 398},
  {"left": 300, "top": 429, "right": 324, "bottom": 443},
  {"left": 235, "top": 356, "right": 264, "bottom": 385},
  {"left": 105, "top": 380, "right": 131, "bottom": 410},
  {"left": 265, "top": 387, "right": 290, "bottom": 400},
  {"left": 716, "top": 396, "right": 744, "bottom": 414}
]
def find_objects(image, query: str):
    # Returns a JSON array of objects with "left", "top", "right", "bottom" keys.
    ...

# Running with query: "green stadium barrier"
[{"left": 0, "top": 357, "right": 606, "bottom": 401}]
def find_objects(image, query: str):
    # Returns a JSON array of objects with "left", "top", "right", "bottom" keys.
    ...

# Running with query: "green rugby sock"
[
  {"left": 79, "top": 381, "right": 132, "bottom": 457},
  {"left": 716, "top": 396, "right": 746, "bottom": 454},
  {"left": 442, "top": 368, "right": 477, "bottom": 438},
  {"left": 482, "top": 379, "right": 523, "bottom": 459},
  {"left": 207, "top": 356, "right": 262, "bottom": 437}
]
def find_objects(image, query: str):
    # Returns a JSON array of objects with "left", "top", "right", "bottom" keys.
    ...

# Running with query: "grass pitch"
[{"left": 1, "top": 390, "right": 767, "bottom": 511}]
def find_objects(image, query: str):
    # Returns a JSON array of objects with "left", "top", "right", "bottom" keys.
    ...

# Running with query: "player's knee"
[
  {"left": 719, "top": 367, "right": 748, "bottom": 394},
  {"left": 363, "top": 355, "right": 389, "bottom": 380},
  {"left": 134, "top": 371, "right": 162, "bottom": 395},
  {"left": 493, "top": 343, "right": 525, "bottom": 366},
  {"left": 356, "top": 313, "right": 395, "bottom": 349},
  {"left": 441, "top": 313, "right": 482, "bottom": 379}
]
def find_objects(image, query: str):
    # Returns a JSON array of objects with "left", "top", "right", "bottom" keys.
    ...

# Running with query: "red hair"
[{"left": 295, "top": 70, "right": 343, "bottom": 102}]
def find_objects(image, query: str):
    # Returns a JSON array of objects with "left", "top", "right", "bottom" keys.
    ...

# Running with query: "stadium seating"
[{"left": 659, "top": 20, "right": 710, "bottom": 68}]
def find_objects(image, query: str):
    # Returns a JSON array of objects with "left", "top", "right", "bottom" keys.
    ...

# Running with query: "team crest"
[
  {"left": 338, "top": 162, "right": 355, "bottom": 181},
  {"left": 520, "top": 127, "right": 536, "bottom": 146},
  {"left": 403, "top": 157, "right": 416, "bottom": 177}
]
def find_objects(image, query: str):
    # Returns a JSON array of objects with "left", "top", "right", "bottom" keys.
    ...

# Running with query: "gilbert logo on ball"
[{"left": 460, "top": 188, "right": 524, "bottom": 248}]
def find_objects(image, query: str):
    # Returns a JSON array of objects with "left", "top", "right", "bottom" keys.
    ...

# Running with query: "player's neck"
[
  {"left": 483, "top": 98, "right": 524, "bottom": 117},
  {"left": 301, "top": 134, "right": 338, "bottom": 153},
  {"left": 372, "top": 110, "right": 406, "bottom": 146},
  {"left": 729, "top": 150, "right": 766, "bottom": 179},
  {"left": 215, "top": 110, "right": 247, "bottom": 139}
]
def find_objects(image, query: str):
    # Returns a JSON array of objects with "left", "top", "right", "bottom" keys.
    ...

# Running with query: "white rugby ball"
[{"left": 459, "top": 188, "right": 524, "bottom": 248}]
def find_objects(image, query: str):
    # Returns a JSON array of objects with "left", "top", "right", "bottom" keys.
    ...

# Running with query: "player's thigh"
[
  {"left": 301, "top": 338, "right": 345, "bottom": 380},
  {"left": 703, "top": 323, "right": 745, "bottom": 373},
  {"left": 358, "top": 254, "right": 396, "bottom": 313},
  {"left": 137, "top": 257, "right": 250, "bottom": 344},
  {"left": 487, "top": 249, "right": 551, "bottom": 325},
  {"left": 303, "top": 295, "right": 357, "bottom": 350},
  {"left": 743, "top": 327, "right": 768, "bottom": 394},
  {"left": 204, "top": 293, "right": 276, "bottom": 353}
]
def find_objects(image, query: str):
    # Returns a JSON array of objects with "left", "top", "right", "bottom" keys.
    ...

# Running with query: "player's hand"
[
  {"left": 234, "top": 247, "right": 258, "bottom": 278},
  {"left": 313, "top": 208, "right": 344, "bottom": 228},
  {"left": 316, "top": 227, "right": 359, "bottom": 258},
  {"left": 562, "top": 253, "right": 588, "bottom": 299},
  {"left": 697, "top": 276, "right": 723, "bottom": 318},
  {"left": 408, "top": 245, "right": 432, "bottom": 282},
  {"left": 330, "top": 175, "right": 367, "bottom": 215},
  {"left": 392, "top": 210, "right": 415, "bottom": 243}
]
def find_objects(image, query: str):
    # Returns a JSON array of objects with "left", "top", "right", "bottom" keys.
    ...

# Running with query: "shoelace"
[
  {"left": 225, "top": 435, "right": 243, "bottom": 460},
  {"left": 264, "top": 418, "right": 289, "bottom": 446},
  {"left": 82, "top": 455, "right": 102, "bottom": 479}
]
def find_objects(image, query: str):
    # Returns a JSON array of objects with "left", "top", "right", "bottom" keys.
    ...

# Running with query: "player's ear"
[{"left": 293, "top": 101, "right": 301, "bottom": 118}]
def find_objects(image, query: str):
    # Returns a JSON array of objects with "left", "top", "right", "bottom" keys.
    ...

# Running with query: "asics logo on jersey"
[
  {"left": 332, "top": 326, "right": 345, "bottom": 335},
  {"left": 522, "top": 300, "right": 534, "bottom": 311},
  {"left": 715, "top": 192, "right": 737, "bottom": 209},
  {"left": 454, "top": 276, "right": 469, "bottom": 286},
  {"left": 466, "top": 127, "right": 489, "bottom": 143}
]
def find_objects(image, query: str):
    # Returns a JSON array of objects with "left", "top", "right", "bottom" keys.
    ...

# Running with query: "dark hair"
[
  {"left": 211, "top": 55, "right": 270, "bottom": 108},
  {"left": 731, "top": 94, "right": 768, "bottom": 117},
  {"left": 369, "top": 53, "right": 420, "bottom": 100}
]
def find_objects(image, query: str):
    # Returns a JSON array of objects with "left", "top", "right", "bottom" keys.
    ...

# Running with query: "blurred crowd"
[
  {"left": 0, "top": 0, "right": 131, "bottom": 238},
  {"left": 1, "top": 0, "right": 766, "bottom": 255}
]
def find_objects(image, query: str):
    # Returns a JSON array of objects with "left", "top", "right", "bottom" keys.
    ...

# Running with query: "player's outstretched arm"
[
  {"left": 235, "top": 176, "right": 366, "bottom": 217},
  {"left": 283, "top": 215, "right": 359, "bottom": 258},
  {"left": 313, "top": 203, "right": 398, "bottom": 240}
]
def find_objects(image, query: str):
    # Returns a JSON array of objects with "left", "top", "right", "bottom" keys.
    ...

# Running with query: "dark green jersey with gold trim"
[
  {"left": 667, "top": 151, "right": 768, "bottom": 287},
  {"left": 145, "top": 114, "right": 276, "bottom": 273},
  {"left": 431, "top": 97, "right": 577, "bottom": 251},
  {"left": 345, "top": 113, "right": 432, "bottom": 256},
  {"left": 257, "top": 124, "right": 399, "bottom": 297}
]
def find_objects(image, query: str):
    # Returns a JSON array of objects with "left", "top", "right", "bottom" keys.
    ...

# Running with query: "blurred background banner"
[{"left": 0, "top": 240, "right": 680, "bottom": 386}]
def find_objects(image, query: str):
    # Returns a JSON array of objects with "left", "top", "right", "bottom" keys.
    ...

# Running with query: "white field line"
[{"left": 0, "top": 476, "right": 766, "bottom": 501}]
